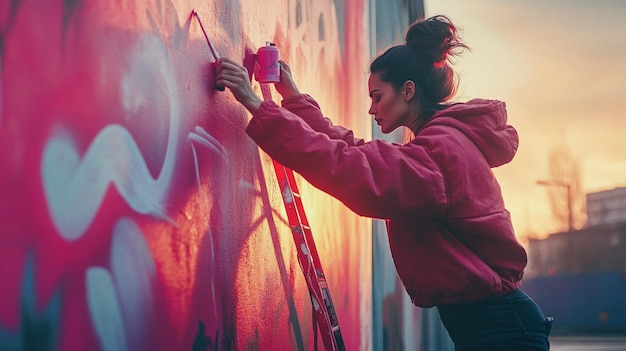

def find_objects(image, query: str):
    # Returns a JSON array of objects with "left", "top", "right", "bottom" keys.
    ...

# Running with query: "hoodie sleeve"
[
  {"left": 246, "top": 100, "right": 448, "bottom": 219},
  {"left": 281, "top": 94, "right": 365, "bottom": 146}
]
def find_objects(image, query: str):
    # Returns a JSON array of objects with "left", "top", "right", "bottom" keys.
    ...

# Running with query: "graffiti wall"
[{"left": 0, "top": 0, "right": 372, "bottom": 350}]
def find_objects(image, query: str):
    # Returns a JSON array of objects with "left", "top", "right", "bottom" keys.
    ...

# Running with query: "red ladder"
[{"left": 272, "top": 160, "right": 346, "bottom": 351}]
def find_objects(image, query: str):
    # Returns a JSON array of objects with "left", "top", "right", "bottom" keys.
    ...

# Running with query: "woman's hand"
[
  {"left": 215, "top": 58, "right": 263, "bottom": 113},
  {"left": 274, "top": 60, "right": 301, "bottom": 99}
]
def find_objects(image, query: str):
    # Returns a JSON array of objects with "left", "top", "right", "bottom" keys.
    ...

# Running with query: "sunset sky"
[{"left": 423, "top": 0, "right": 626, "bottom": 238}]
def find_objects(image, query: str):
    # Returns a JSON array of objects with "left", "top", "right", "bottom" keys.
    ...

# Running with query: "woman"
[{"left": 215, "top": 15, "right": 552, "bottom": 351}]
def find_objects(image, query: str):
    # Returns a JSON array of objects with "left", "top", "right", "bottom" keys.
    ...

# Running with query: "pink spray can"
[{"left": 255, "top": 42, "right": 280, "bottom": 83}]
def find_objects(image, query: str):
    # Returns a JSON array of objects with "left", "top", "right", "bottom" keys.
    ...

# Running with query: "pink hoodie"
[{"left": 246, "top": 94, "right": 526, "bottom": 307}]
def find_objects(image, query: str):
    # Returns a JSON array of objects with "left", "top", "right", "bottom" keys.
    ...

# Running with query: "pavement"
[{"left": 550, "top": 335, "right": 626, "bottom": 351}]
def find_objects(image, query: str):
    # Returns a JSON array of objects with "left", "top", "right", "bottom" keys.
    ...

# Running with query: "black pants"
[{"left": 437, "top": 290, "right": 552, "bottom": 351}]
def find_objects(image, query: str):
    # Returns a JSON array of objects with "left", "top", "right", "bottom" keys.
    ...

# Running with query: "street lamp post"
[{"left": 537, "top": 179, "right": 573, "bottom": 232}]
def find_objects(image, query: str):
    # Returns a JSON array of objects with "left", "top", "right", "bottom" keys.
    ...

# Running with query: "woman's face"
[{"left": 368, "top": 73, "right": 414, "bottom": 134}]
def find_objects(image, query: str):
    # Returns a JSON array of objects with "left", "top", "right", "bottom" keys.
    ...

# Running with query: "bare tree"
[{"left": 541, "top": 145, "right": 586, "bottom": 232}]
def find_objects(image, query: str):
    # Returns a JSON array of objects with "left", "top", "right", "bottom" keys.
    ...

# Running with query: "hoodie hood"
[{"left": 426, "top": 98, "right": 518, "bottom": 167}]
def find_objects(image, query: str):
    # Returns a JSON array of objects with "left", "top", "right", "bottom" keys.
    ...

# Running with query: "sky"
[{"left": 423, "top": 0, "right": 626, "bottom": 238}]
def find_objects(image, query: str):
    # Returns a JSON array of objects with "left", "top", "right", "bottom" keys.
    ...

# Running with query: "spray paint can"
[{"left": 255, "top": 42, "right": 280, "bottom": 83}]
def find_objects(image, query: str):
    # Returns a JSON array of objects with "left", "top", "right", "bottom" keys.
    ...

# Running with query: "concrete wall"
[
  {"left": 369, "top": 1, "right": 422, "bottom": 350},
  {"left": 0, "top": 0, "right": 374, "bottom": 349},
  {"left": 368, "top": 1, "right": 453, "bottom": 350}
]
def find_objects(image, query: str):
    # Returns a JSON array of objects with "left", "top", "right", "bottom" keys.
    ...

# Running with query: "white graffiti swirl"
[{"left": 41, "top": 34, "right": 181, "bottom": 241}]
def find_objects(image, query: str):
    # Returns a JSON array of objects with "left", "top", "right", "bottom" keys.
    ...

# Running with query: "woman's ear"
[{"left": 402, "top": 80, "right": 416, "bottom": 101}]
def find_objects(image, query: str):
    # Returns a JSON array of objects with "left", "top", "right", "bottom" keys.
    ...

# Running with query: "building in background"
[
  {"left": 587, "top": 187, "right": 626, "bottom": 227},
  {"left": 524, "top": 187, "right": 626, "bottom": 334}
]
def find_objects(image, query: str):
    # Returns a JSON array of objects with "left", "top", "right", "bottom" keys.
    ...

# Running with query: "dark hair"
[{"left": 370, "top": 15, "right": 469, "bottom": 121}]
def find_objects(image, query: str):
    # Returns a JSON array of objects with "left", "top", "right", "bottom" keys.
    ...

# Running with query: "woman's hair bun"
[{"left": 405, "top": 15, "right": 469, "bottom": 67}]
